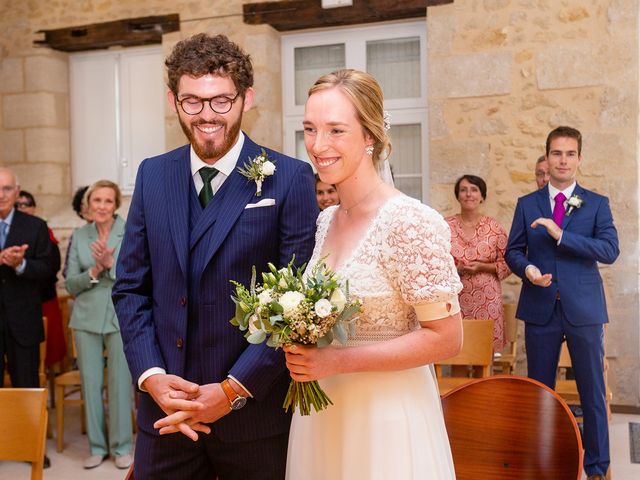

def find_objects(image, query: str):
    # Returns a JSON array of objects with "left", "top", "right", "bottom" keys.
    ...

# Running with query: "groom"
[{"left": 113, "top": 33, "right": 318, "bottom": 479}]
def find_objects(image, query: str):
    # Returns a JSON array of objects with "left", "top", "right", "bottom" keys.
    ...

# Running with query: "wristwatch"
[{"left": 221, "top": 379, "right": 247, "bottom": 410}]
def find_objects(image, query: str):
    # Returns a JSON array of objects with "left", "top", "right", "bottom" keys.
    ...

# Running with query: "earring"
[{"left": 365, "top": 145, "right": 374, "bottom": 156}]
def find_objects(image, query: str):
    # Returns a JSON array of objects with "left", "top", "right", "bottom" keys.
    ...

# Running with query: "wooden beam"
[
  {"left": 243, "top": 0, "right": 453, "bottom": 31},
  {"left": 34, "top": 14, "right": 180, "bottom": 52}
]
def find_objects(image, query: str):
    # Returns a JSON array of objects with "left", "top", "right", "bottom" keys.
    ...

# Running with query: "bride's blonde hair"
[{"left": 308, "top": 69, "right": 391, "bottom": 168}]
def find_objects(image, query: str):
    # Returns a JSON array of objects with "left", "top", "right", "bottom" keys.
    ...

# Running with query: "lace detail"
[{"left": 309, "top": 195, "right": 462, "bottom": 345}]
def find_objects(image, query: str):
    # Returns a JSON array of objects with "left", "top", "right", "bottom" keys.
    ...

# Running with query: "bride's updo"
[{"left": 308, "top": 69, "right": 392, "bottom": 168}]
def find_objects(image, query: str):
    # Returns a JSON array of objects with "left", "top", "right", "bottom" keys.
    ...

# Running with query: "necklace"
[
  {"left": 339, "top": 182, "right": 383, "bottom": 215},
  {"left": 459, "top": 215, "right": 480, "bottom": 227}
]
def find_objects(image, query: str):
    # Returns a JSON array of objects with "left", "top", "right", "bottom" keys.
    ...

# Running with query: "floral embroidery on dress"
[{"left": 309, "top": 195, "right": 462, "bottom": 346}]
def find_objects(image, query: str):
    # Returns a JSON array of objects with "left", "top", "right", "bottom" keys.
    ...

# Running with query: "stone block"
[
  {"left": 470, "top": 116, "right": 508, "bottom": 136},
  {"left": 3, "top": 92, "right": 66, "bottom": 128},
  {"left": 9, "top": 162, "right": 68, "bottom": 195},
  {"left": 430, "top": 52, "right": 512, "bottom": 98},
  {"left": 599, "top": 86, "right": 636, "bottom": 129},
  {"left": 428, "top": 101, "right": 449, "bottom": 139},
  {"left": 581, "top": 132, "right": 627, "bottom": 179},
  {"left": 0, "top": 129, "right": 24, "bottom": 163},
  {"left": 25, "top": 128, "right": 70, "bottom": 164},
  {"left": 536, "top": 43, "right": 605, "bottom": 90},
  {"left": 430, "top": 140, "right": 490, "bottom": 183},
  {"left": 25, "top": 55, "right": 68, "bottom": 93},
  {"left": 428, "top": 11, "right": 456, "bottom": 55},
  {"left": 0, "top": 57, "right": 23, "bottom": 93},
  {"left": 607, "top": 0, "right": 636, "bottom": 34}
]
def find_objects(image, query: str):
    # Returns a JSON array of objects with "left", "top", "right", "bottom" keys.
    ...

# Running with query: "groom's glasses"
[{"left": 176, "top": 93, "right": 240, "bottom": 115}]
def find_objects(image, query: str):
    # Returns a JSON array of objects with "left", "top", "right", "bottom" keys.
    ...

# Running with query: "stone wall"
[
  {"left": 1, "top": 0, "right": 638, "bottom": 405},
  {"left": 427, "top": 0, "right": 640, "bottom": 405}
]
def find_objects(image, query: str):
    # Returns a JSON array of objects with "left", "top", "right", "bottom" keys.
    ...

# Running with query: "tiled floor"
[{"left": 0, "top": 406, "right": 639, "bottom": 479}]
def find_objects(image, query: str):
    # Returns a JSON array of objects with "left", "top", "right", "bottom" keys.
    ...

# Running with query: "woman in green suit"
[{"left": 65, "top": 180, "right": 133, "bottom": 470}]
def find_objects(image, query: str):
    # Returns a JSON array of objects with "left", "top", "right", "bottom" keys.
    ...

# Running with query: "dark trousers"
[
  {"left": 135, "top": 428, "right": 289, "bottom": 480},
  {"left": 525, "top": 300, "right": 609, "bottom": 477},
  {"left": 0, "top": 312, "right": 40, "bottom": 388}
]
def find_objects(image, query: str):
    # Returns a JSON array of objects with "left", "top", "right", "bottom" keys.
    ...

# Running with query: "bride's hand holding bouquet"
[{"left": 230, "top": 258, "right": 361, "bottom": 415}]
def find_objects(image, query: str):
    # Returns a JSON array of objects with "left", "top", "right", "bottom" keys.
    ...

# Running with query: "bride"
[{"left": 284, "top": 69, "right": 463, "bottom": 479}]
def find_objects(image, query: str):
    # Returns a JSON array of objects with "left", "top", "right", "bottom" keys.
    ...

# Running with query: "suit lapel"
[
  {"left": 165, "top": 146, "right": 191, "bottom": 278},
  {"left": 536, "top": 185, "right": 552, "bottom": 218},
  {"left": 562, "top": 183, "right": 585, "bottom": 229},
  {"left": 190, "top": 136, "right": 263, "bottom": 269}
]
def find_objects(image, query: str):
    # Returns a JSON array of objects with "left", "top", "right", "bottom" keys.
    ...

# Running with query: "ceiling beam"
[
  {"left": 243, "top": 0, "right": 453, "bottom": 31},
  {"left": 34, "top": 14, "right": 180, "bottom": 52}
]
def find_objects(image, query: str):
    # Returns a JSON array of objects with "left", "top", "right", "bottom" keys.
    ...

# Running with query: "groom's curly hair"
[{"left": 165, "top": 33, "right": 253, "bottom": 97}]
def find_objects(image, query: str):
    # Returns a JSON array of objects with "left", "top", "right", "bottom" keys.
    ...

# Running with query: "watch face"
[{"left": 231, "top": 396, "right": 247, "bottom": 410}]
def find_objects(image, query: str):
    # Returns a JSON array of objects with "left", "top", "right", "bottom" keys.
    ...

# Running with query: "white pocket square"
[{"left": 245, "top": 198, "right": 276, "bottom": 209}]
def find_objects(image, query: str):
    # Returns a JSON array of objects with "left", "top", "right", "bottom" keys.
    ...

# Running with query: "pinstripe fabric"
[{"left": 113, "top": 134, "right": 318, "bottom": 449}]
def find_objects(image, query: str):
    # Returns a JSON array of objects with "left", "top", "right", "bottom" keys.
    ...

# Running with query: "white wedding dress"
[{"left": 286, "top": 194, "right": 461, "bottom": 480}]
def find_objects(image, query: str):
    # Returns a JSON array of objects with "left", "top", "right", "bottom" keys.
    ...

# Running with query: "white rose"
[
  {"left": 257, "top": 289, "right": 273, "bottom": 305},
  {"left": 314, "top": 298, "right": 333, "bottom": 318},
  {"left": 329, "top": 288, "right": 347, "bottom": 313},
  {"left": 279, "top": 291, "right": 305, "bottom": 315},
  {"left": 260, "top": 160, "right": 276, "bottom": 176}
]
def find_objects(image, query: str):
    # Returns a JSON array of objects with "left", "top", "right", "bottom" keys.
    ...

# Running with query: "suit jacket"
[
  {"left": 65, "top": 215, "right": 125, "bottom": 334},
  {"left": 0, "top": 210, "right": 54, "bottom": 346},
  {"left": 505, "top": 183, "right": 619, "bottom": 326},
  {"left": 113, "top": 134, "right": 318, "bottom": 441}
]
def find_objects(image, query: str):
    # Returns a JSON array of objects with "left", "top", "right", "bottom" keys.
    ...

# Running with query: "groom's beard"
[{"left": 178, "top": 110, "right": 243, "bottom": 162}]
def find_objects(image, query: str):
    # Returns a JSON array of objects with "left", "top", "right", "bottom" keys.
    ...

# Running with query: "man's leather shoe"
[
  {"left": 115, "top": 453, "right": 133, "bottom": 469},
  {"left": 43, "top": 455, "right": 50, "bottom": 469},
  {"left": 587, "top": 475, "right": 605, "bottom": 480}
]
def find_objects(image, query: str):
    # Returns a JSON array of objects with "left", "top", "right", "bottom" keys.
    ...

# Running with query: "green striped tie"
[{"left": 198, "top": 166, "right": 219, "bottom": 207}]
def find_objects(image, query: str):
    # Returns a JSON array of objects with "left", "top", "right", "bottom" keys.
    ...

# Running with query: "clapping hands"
[
  {"left": 90, "top": 238, "right": 115, "bottom": 270},
  {"left": 0, "top": 244, "right": 28, "bottom": 268}
]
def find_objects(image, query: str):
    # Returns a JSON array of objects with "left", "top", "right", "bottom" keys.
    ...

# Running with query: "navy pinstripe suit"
[{"left": 113, "top": 134, "right": 318, "bottom": 478}]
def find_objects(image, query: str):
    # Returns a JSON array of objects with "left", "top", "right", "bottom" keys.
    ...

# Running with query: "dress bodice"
[{"left": 308, "top": 195, "right": 462, "bottom": 346}]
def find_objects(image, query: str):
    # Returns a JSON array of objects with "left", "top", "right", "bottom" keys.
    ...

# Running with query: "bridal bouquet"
[{"left": 230, "top": 258, "right": 361, "bottom": 415}]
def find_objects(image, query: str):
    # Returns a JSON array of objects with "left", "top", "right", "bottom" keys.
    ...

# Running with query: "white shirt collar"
[
  {"left": 190, "top": 131, "right": 245, "bottom": 178},
  {"left": 548, "top": 181, "right": 576, "bottom": 202}
]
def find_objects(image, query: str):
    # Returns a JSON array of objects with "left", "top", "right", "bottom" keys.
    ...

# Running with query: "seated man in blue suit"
[
  {"left": 112, "top": 34, "right": 318, "bottom": 479},
  {"left": 505, "top": 126, "right": 619, "bottom": 480}
]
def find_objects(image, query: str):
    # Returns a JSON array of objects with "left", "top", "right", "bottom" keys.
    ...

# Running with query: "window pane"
[
  {"left": 367, "top": 37, "right": 420, "bottom": 99},
  {"left": 294, "top": 44, "right": 345, "bottom": 105},
  {"left": 388, "top": 123, "right": 422, "bottom": 199}
]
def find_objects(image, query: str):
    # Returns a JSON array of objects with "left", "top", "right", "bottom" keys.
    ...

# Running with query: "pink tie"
[{"left": 553, "top": 192, "right": 566, "bottom": 227}]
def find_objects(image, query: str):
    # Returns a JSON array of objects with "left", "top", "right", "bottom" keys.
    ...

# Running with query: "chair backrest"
[
  {"left": 0, "top": 388, "right": 48, "bottom": 479},
  {"left": 502, "top": 303, "right": 518, "bottom": 346},
  {"left": 441, "top": 375, "right": 583, "bottom": 480},
  {"left": 436, "top": 319, "right": 494, "bottom": 376}
]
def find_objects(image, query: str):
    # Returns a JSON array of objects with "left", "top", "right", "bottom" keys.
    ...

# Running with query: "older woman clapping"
[{"left": 65, "top": 180, "right": 132, "bottom": 470}]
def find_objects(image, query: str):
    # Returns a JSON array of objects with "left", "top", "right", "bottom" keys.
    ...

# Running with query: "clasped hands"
[
  {"left": 145, "top": 374, "right": 236, "bottom": 441},
  {"left": 89, "top": 239, "right": 115, "bottom": 276},
  {"left": 0, "top": 244, "right": 28, "bottom": 269},
  {"left": 526, "top": 217, "right": 562, "bottom": 288}
]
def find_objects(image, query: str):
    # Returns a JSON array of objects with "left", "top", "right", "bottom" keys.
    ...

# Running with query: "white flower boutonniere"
[
  {"left": 238, "top": 148, "right": 276, "bottom": 196},
  {"left": 565, "top": 194, "right": 584, "bottom": 217}
]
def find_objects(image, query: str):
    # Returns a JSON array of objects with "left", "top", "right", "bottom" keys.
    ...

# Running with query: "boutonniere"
[
  {"left": 565, "top": 194, "right": 584, "bottom": 217},
  {"left": 237, "top": 149, "right": 276, "bottom": 197}
]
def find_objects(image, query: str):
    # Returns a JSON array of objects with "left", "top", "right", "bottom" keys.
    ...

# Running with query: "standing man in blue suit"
[
  {"left": 505, "top": 126, "right": 619, "bottom": 480},
  {"left": 112, "top": 34, "right": 318, "bottom": 479}
]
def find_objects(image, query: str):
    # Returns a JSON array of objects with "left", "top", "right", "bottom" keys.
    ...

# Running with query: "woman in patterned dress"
[{"left": 445, "top": 175, "right": 511, "bottom": 352}]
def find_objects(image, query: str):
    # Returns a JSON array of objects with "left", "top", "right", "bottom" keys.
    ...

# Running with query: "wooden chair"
[
  {"left": 435, "top": 319, "right": 494, "bottom": 395},
  {"left": 555, "top": 340, "right": 613, "bottom": 421},
  {"left": 493, "top": 303, "right": 518, "bottom": 374},
  {"left": 125, "top": 464, "right": 135, "bottom": 480},
  {"left": 441, "top": 375, "right": 583, "bottom": 479},
  {"left": 0, "top": 388, "right": 48, "bottom": 480}
]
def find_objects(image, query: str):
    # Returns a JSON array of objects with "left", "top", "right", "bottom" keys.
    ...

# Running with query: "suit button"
[
  {"left": 180, "top": 297, "right": 187, "bottom": 306},
  {"left": 176, "top": 338, "right": 184, "bottom": 348}
]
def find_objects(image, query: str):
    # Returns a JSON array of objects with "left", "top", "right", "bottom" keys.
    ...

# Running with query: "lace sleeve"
[{"left": 384, "top": 199, "right": 463, "bottom": 313}]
